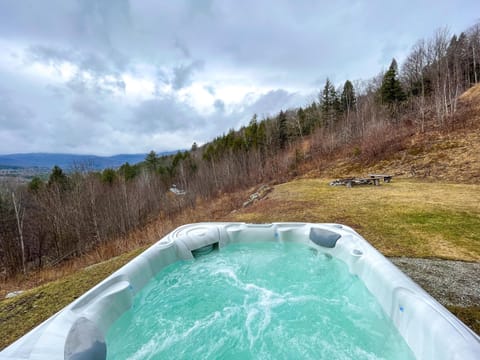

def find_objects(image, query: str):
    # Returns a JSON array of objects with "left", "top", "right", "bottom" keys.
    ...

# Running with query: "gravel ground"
[{"left": 389, "top": 257, "right": 480, "bottom": 307}]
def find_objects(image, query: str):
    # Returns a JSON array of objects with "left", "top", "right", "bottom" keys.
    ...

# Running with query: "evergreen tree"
[
  {"left": 101, "top": 168, "right": 117, "bottom": 185},
  {"left": 257, "top": 121, "right": 267, "bottom": 156},
  {"left": 341, "top": 80, "right": 356, "bottom": 113},
  {"left": 380, "top": 59, "right": 406, "bottom": 104},
  {"left": 320, "top": 78, "right": 335, "bottom": 112},
  {"left": 119, "top": 162, "right": 138, "bottom": 180},
  {"left": 278, "top": 110, "right": 288, "bottom": 149},
  {"left": 145, "top": 150, "right": 159, "bottom": 172},
  {"left": 244, "top": 114, "right": 258, "bottom": 150},
  {"left": 303, "top": 102, "right": 319, "bottom": 133},
  {"left": 296, "top": 108, "right": 307, "bottom": 135},
  {"left": 202, "top": 144, "right": 216, "bottom": 162},
  {"left": 48, "top": 165, "right": 69, "bottom": 189},
  {"left": 172, "top": 151, "right": 187, "bottom": 168},
  {"left": 320, "top": 78, "right": 340, "bottom": 126},
  {"left": 28, "top": 176, "right": 44, "bottom": 192}
]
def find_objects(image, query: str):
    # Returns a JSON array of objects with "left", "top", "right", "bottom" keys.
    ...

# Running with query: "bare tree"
[
  {"left": 467, "top": 22, "right": 480, "bottom": 84},
  {"left": 11, "top": 191, "right": 26, "bottom": 274},
  {"left": 403, "top": 39, "right": 429, "bottom": 131}
]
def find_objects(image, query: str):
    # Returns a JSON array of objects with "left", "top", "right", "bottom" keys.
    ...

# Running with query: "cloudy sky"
[{"left": 0, "top": 0, "right": 478, "bottom": 155}]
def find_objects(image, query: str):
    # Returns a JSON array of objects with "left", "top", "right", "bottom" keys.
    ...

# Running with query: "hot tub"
[{"left": 1, "top": 223, "right": 479, "bottom": 359}]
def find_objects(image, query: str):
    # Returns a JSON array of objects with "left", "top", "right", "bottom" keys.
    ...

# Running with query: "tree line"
[{"left": 1, "top": 22, "right": 479, "bottom": 277}]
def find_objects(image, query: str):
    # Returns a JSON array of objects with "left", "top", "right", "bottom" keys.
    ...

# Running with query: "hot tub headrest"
[{"left": 309, "top": 227, "right": 341, "bottom": 248}]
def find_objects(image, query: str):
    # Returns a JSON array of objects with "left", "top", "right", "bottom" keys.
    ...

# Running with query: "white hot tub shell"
[{"left": 0, "top": 223, "right": 479, "bottom": 360}]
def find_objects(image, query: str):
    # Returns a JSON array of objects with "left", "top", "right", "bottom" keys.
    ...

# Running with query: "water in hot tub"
[{"left": 106, "top": 241, "right": 415, "bottom": 359}]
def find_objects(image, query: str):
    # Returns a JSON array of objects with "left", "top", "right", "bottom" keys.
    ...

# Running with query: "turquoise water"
[{"left": 106, "top": 242, "right": 415, "bottom": 359}]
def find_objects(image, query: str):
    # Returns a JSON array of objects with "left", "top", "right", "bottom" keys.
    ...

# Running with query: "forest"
[{"left": 1, "top": 22, "right": 479, "bottom": 277}]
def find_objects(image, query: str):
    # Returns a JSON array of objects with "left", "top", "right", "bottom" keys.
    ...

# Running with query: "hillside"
[
  {"left": 302, "top": 85, "right": 480, "bottom": 183},
  {"left": 1, "top": 88, "right": 480, "bottom": 351}
]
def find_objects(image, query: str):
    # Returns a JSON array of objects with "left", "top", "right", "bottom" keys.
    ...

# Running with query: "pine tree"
[
  {"left": 119, "top": 162, "right": 138, "bottom": 180},
  {"left": 145, "top": 150, "right": 159, "bottom": 172},
  {"left": 320, "top": 78, "right": 340, "bottom": 126},
  {"left": 296, "top": 108, "right": 307, "bottom": 135},
  {"left": 257, "top": 121, "right": 267, "bottom": 157},
  {"left": 28, "top": 176, "right": 44, "bottom": 192},
  {"left": 278, "top": 110, "right": 288, "bottom": 149},
  {"left": 380, "top": 59, "right": 406, "bottom": 104},
  {"left": 320, "top": 79, "right": 335, "bottom": 112},
  {"left": 245, "top": 114, "right": 258, "bottom": 150},
  {"left": 48, "top": 165, "right": 69, "bottom": 189},
  {"left": 101, "top": 168, "right": 117, "bottom": 185},
  {"left": 341, "top": 80, "right": 356, "bottom": 113}
]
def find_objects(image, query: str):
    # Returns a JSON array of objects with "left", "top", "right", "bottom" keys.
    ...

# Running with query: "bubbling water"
[{"left": 106, "top": 242, "right": 415, "bottom": 359}]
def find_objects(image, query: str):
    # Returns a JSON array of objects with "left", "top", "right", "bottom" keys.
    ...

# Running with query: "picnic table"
[
  {"left": 368, "top": 174, "right": 393, "bottom": 185},
  {"left": 330, "top": 174, "right": 393, "bottom": 187}
]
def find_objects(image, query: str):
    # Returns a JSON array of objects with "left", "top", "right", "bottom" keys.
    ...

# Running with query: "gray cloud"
[
  {"left": 213, "top": 99, "right": 225, "bottom": 113},
  {"left": 26, "top": 45, "right": 126, "bottom": 101},
  {"left": 79, "top": 52, "right": 113, "bottom": 75},
  {"left": 0, "top": 90, "right": 35, "bottom": 131},
  {"left": 73, "top": 0, "right": 132, "bottom": 54},
  {"left": 71, "top": 96, "right": 106, "bottom": 119},
  {"left": 156, "top": 68, "right": 170, "bottom": 85},
  {"left": 27, "top": 45, "right": 75, "bottom": 66},
  {"left": 65, "top": 72, "right": 125, "bottom": 96},
  {"left": 172, "top": 60, "right": 204, "bottom": 90},
  {"left": 28, "top": 45, "right": 124, "bottom": 78},
  {"left": 0, "top": 0, "right": 478, "bottom": 155},
  {"left": 245, "top": 90, "right": 298, "bottom": 116},
  {"left": 46, "top": 85, "right": 67, "bottom": 99},
  {"left": 204, "top": 85, "right": 216, "bottom": 95},
  {"left": 132, "top": 96, "right": 205, "bottom": 133},
  {"left": 66, "top": 76, "right": 88, "bottom": 94},
  {"left": 173, "top": 38, "right": 191, "bottom": 58}
]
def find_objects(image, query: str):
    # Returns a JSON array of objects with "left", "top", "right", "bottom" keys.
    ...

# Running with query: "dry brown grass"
[
  {"left": 459, "top": 83, "right": 480, "bottom": 108},
  {"left": 301, "top": 123, "right": 480, "bottom": 184}
]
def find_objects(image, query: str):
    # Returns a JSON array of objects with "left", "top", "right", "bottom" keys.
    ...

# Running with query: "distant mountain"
[{"left": 0, "top": 152, "right": 177, "bottom": 171}]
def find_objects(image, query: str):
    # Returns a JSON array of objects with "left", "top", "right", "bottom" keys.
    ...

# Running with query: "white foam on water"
[{"left": 107, "top": 242, "right": 415, "bottom": 360}]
